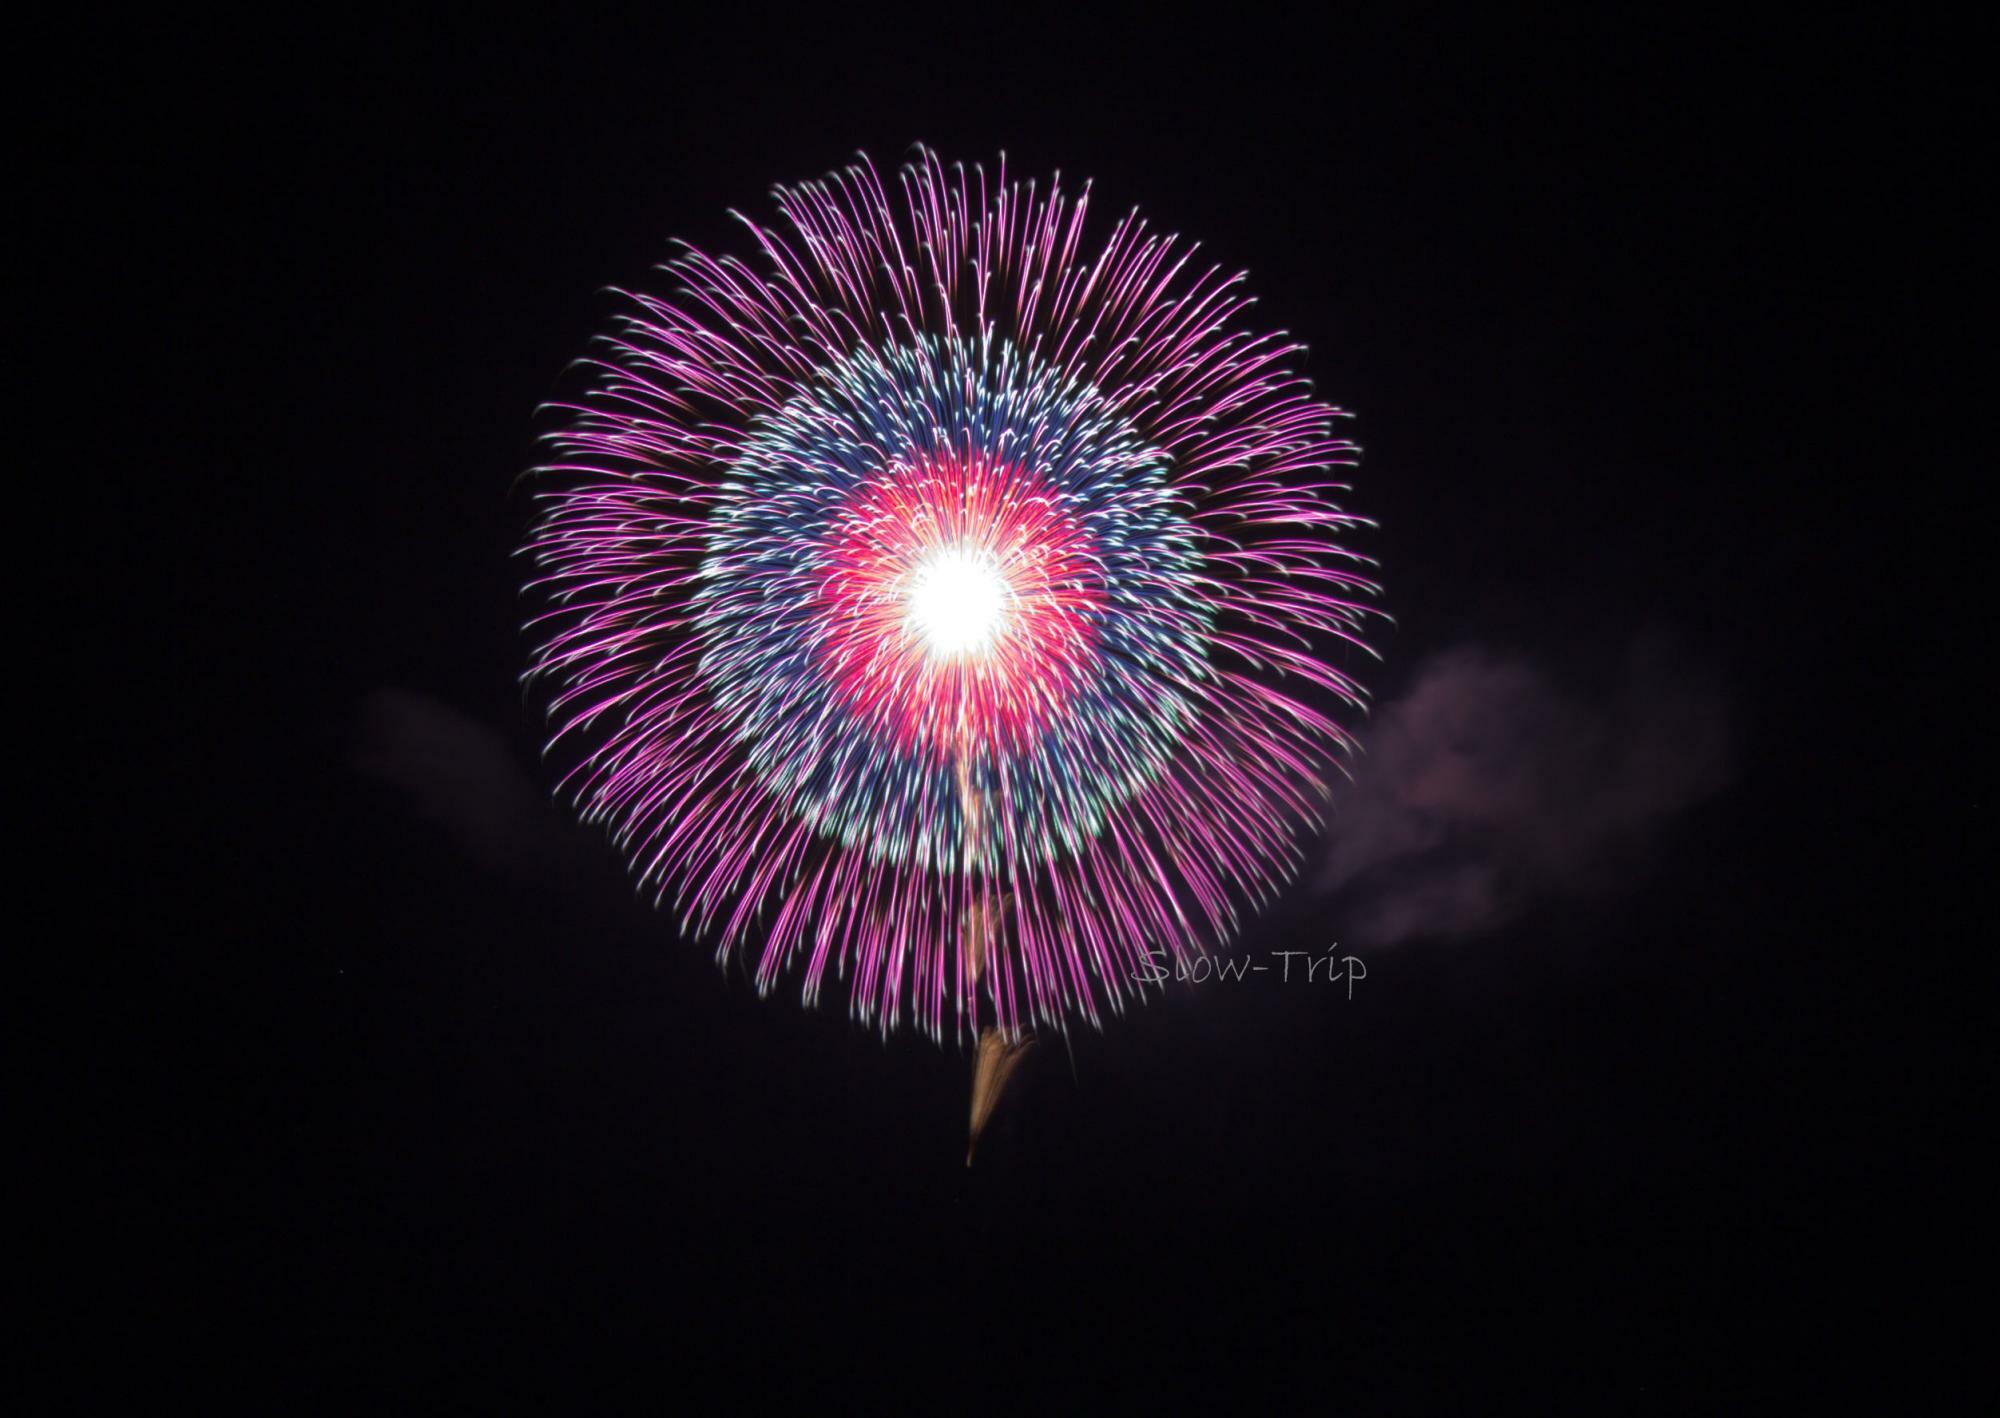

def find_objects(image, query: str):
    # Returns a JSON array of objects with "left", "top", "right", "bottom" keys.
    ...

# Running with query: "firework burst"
[{"left": 524, "top": 148, "right": 1383, "bottom": 1043}]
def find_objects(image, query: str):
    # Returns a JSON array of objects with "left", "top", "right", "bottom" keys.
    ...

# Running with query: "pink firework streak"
[{"left": 524, "top": 148, "right": 1385, "bottom": 1044}]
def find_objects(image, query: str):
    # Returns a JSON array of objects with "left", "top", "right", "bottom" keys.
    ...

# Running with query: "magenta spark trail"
[{"left": 523, "top": 148, "right": 1384, "bottom": 1043}]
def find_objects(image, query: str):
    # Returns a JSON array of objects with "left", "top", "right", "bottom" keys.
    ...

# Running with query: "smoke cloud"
[
  {"left": 353, "top": 688, "right": 596, "bottom": 881},
  {"left": 1318, "top": 636, "right": 1734, "bottom": 946}
]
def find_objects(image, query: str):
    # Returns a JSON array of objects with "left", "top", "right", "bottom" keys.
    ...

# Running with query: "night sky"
[{"left": 105, "top": 12, "right": 1968, "bottom": 1409}]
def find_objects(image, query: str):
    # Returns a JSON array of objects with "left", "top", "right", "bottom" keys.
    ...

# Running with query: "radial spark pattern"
[{"left": 525, "top": 149, "right": 1382, "bottom": 1042}]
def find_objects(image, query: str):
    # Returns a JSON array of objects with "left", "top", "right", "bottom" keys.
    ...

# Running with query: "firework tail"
[{"left": 960, "top": 712, "right": 1030, "bottom": 1163}]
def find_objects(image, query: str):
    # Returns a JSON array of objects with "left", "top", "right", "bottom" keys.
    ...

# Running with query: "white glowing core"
[{"left": 905, "top": 545, "right": 1010, "bottom": 657}]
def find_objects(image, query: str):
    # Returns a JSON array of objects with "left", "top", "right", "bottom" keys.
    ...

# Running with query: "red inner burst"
[{"left": 813, "top": 453, "right": 1105, "bottom": 759}]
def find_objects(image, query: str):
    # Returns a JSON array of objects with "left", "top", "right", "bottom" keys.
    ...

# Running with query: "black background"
[{"left": 101, "top": 10, "right": 1971, "bottom": 1409}]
